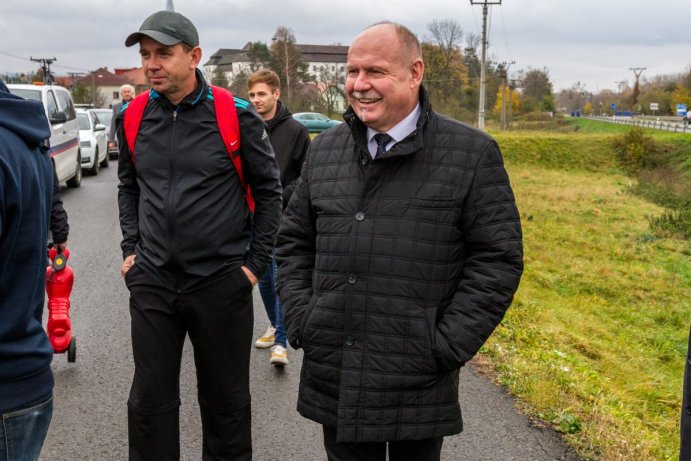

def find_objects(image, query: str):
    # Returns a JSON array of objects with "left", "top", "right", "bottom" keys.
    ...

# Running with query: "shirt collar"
[{"left": 366, "top": 103, "right": 421, "bottom": 158}]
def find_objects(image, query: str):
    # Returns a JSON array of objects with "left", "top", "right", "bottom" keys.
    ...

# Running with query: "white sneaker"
[
  {"left": 255, "top": 326, "right": 276, "bottom": 348},
  {"left": 270, "top": 345, "right": 289, "bottom": 366}
]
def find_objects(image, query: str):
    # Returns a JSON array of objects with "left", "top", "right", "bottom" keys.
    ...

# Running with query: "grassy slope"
[{"left": 483, "top": 126, "right": 691, "bottom": 460}]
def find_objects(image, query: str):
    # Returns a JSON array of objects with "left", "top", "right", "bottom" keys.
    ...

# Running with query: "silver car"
[{"left": 77, "top": 109, "right": 108, "bottom": 175}]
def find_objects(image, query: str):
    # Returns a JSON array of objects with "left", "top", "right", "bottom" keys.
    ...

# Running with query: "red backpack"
[{"left": 123, "top": 85, "right": 255, "bottom": 212}]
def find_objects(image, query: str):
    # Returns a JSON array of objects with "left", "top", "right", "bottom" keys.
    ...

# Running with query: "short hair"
[
  {"left": 247, "top": 69, "right": 280, "bottom": 92},
  {"left": 119, "top": 84, "right": 135, "bottom": 96},
  {"left": 365, "top": 21, "right": 422, "bottom": 61}
]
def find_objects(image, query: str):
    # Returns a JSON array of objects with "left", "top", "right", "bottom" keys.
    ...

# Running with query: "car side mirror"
[
  {"left": 94, "top": 124, "right": 106, "bottom": 132},
  {"left": 50, "top": 111, "right": 68, "bottom": 125}
]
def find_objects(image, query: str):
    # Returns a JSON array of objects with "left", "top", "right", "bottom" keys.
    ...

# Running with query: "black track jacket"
[
  {"left": 117, "top": 70, "right": 282, "bottom": 292},
  {"left": 264, "top": 101, "right": 310, "bottom": 209}
]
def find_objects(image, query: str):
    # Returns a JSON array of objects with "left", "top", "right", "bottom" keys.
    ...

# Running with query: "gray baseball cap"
[{"left": 125, "top": 10, "right": 199, "bottom": 47}]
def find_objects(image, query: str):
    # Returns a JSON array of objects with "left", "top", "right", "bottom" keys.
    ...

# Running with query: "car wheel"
[
  {"left": 66, "top": 153, "right": 82, "bottom": 188},
  {"left": 87, "top": 148, "right": 100, "bottom": 176},
  {"left": 100, "top": 146, "right": 109, "bottom": 168}
]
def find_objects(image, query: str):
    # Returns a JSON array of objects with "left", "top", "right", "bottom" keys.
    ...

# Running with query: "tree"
[
  {"left": 211, "top": 64, "right": 230, "bottom": 89},
  {"left": 317, "top": 67, "right": 346, "bottom": 117},
  {"left": 493, "top": 85, "right": 520, "bottom": 114},
  {"left": 71, "top": 81, "right": 105, "bottom": 107},
  {"left": 270, "top": 26, "right": 303, "bottom": 104},
  {"left": 517, "top": 68, "right": 555, "bottom": 114},
  {"left": 422, "top": 20, "right": 470, "bottom": 121},
  {"left": 246, "top": 41, "right": 272, "bottom": 72}
]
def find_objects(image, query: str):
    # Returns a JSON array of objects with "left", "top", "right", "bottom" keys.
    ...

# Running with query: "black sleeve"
[
  {"left": 50, "top": 165, "right": 69, "bottom": 244},
  {"left": 281, "top": 123, "right": 310, "bottom": 209},
  {"left": 275, "top": 152, "right": 316, "bottom": 349},
  {"left": 116, "top": 109, "right": 139, "bottom": 259},
  {"left": 432, "top": 140, "right": 524, "bottom": 371},
  {"left": 237, "top": 106, "right": 282, "bottom": 278}
]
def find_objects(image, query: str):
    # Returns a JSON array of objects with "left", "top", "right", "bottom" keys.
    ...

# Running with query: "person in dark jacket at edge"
[
  {"left": 50, "top": 166, "right": 69, "bottom": 251},
  {"left": 0, "top": 79, "right": 55, "bottom": 461},
  {"left": 116, "top": 10, "right": 282, "bottom": 461},
  {"left": 275, "top": 22, "right": 523, "bottom": 461},
  {"left": 681, "top": 325, "right": 691, "bottom": 460},
  {"left": 247, "top": 69, "right": 311, "bottom": 367}
]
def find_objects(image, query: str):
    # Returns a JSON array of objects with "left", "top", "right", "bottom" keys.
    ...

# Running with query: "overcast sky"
[{"left": 1, "top": 0, "right": 689, "bottom": 92}]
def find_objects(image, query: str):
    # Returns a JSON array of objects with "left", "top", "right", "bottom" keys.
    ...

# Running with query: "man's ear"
[
  {"left": 275, "top": 88, "right": 281, "bottom": 99},
  {"left": 191, "top": 46, "right": 203, "bottom": 68},
  {"left": 410, "top": 58, "right": 424, "bottom": 88}
]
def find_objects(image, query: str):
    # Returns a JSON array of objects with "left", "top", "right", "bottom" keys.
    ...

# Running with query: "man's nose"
[{"left": 351, "top": 72, "right": 370, "bottom": 91}]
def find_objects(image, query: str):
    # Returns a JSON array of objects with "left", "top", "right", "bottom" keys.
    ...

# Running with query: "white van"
[{"left": 7, "top": 83, "right": 82, "bottom": 188}]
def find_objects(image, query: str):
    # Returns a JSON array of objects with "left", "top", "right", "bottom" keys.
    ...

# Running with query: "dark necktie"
[{"left": 373, "top": 133, "right": 392, "bottom": 157}]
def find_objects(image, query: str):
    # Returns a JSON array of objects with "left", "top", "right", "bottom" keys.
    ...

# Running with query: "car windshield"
[
  {"left": 93, "top": 111, "right": 112, "bottom": 126},
  {"left": 8, "top": 89, "right": 41, "bottom": 102},
  {"left": 77, "top": 113, "right": 90, "bottom": 130}
]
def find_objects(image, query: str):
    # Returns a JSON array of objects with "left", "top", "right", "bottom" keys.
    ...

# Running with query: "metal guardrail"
[{"left": 584, "top": 115, "right": 691, "bottom": 133}]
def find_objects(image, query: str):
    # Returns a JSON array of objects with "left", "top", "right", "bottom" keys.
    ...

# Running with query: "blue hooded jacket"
[{"left": 0, "top": 80, "right": 54, "bottom": 412}]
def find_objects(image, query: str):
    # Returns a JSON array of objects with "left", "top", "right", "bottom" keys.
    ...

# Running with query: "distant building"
[
  {"left": 74, "top": 67, "right": 132, "bottom": 108},
  {"left": 203, "top": 43, "right": 348, "bottom": 112},
  {"left": 203, "top": 43, "right": 348, "bottom": 86}
]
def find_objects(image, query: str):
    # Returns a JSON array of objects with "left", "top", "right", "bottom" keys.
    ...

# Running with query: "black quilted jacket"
[{"left": 276, "top": 87, "right": 523, "bottom": 443}]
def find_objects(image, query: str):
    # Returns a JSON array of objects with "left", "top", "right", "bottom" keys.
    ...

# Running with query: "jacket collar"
[
  {"left": 343, "top": 85, "right": 432, "bottom": 160},
  {"left": 150, "top": 68, "right": 208, "bottom": 108}
]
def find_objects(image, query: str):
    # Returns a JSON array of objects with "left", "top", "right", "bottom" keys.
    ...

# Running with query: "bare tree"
[
  {"left": 270, "top": 26, "right": 303, "bottom": 102},
  {"left": 427, "top": 20, "right": 465, "bottom": 68}
]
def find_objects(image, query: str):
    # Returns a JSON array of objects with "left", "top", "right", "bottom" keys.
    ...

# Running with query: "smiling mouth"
[{"left": 357, "top": 97, "right": 380, "bottom": 104}]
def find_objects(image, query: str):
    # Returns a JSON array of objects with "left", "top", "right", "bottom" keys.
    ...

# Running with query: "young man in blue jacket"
[{"left": 0, "top": 79, "right": 55, "bottom": 461}]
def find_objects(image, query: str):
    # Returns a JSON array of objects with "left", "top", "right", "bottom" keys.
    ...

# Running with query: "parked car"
[
  {"left": 7, "top": 83, "right": 82, "bottom": 187},
  {"left": 293, "top": 112, "right": 343, "bottom": 132},
  {"left": 88, "top": 108, "right": 119, "bottom": 159},
  {"left": 77, "top": 109, "right": 108, "bottom": 175}
]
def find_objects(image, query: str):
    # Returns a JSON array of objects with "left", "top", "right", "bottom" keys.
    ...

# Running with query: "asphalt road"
[{"left": 39, "top": 164, "right": 580, "bottom": 461}]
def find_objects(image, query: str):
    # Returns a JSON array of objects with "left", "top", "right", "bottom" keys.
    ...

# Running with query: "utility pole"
[
  {"left": 30, "top": 57, "right": 57, "bottom": 84},
  {"left": 470, "top": 0, "right": 501, "bottom": 130},
  {"left": 499, "top": 60, "right": 514, "bottom": 131},
  {"left": 615, "top": 80, "right": 626, "bottom": 114},
  {"left": 508, "top": 78, "right": 517, "bottom": 128},
  {"left": 629, "top": 67, "right": 646, "bottom": 108}
]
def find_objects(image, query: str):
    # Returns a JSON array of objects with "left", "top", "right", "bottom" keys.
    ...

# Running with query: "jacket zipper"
[{"left": 170, "top": 107, "right": 180, "bottom": 290}]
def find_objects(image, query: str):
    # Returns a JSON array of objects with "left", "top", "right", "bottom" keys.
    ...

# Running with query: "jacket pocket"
[{"left": 298, "top": 295, "right": 318, "bottom": 343}]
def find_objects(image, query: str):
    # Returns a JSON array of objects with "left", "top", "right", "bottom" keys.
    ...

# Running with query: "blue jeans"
[
  {"left": 258, "top": 252, "right": 286, "bottom": 347},
  {"left": 0, "top": 395, "right": 53, "bottom": 461}
]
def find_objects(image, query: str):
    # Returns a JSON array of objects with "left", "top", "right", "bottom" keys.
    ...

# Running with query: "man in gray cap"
[{"left": 117, "top": 10, "right": 281, "bottom": 461}]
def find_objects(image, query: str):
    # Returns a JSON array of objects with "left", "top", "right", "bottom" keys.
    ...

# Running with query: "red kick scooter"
[{"left": 46, "top": 246, "right": 76, "bottom": 362}]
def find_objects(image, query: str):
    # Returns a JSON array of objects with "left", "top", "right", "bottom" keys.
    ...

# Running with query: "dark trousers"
[
  {"left": 125, "top": 265, "right": 254, "bottom": 461},
  {"left": 323, "top": 426, "right": 444, "bottom": 461}
]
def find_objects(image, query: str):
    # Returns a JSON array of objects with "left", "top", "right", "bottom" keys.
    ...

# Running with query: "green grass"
[{"left": 479, "top": 127, "right": 691, "bottom": 460}]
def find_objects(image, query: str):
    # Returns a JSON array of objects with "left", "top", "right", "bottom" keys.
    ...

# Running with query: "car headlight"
[{"left": 80, "top": 140, "right": 91, "bottom": 148}]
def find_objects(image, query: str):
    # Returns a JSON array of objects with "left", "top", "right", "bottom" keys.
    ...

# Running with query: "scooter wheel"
[{"left": 67, "top": 337, "right": 76, "bottom": 363}]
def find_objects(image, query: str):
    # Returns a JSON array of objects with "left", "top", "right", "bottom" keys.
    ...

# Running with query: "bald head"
[
  {"left": 346, "top": 22, "right": 424, "bottom": 132},
  {"left": 363, "top": 22, "right": 422, "bottom": 62}
]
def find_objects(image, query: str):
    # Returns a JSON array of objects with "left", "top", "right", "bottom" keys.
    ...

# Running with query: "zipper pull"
[{"left": 173, "top": 110, "right": 178, "bottom": 122}]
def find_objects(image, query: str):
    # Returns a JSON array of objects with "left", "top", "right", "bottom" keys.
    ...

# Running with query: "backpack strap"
[
  {"left": 122, "top": 90, "right": 151, "bottom": 166},
  {"left": 122, "top": 86, "right": 255, "bottom": 212},
  {"left": 211, "top": 85, "right": 255, "bottom": 213}
]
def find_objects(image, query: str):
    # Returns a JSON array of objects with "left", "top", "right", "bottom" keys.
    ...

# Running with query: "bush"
[
  {"left": 647, "top": 207, "right": 691, "bottom": 239},
  {"left": 611, "top": 127, "right": 662, "bottom": 173}
]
